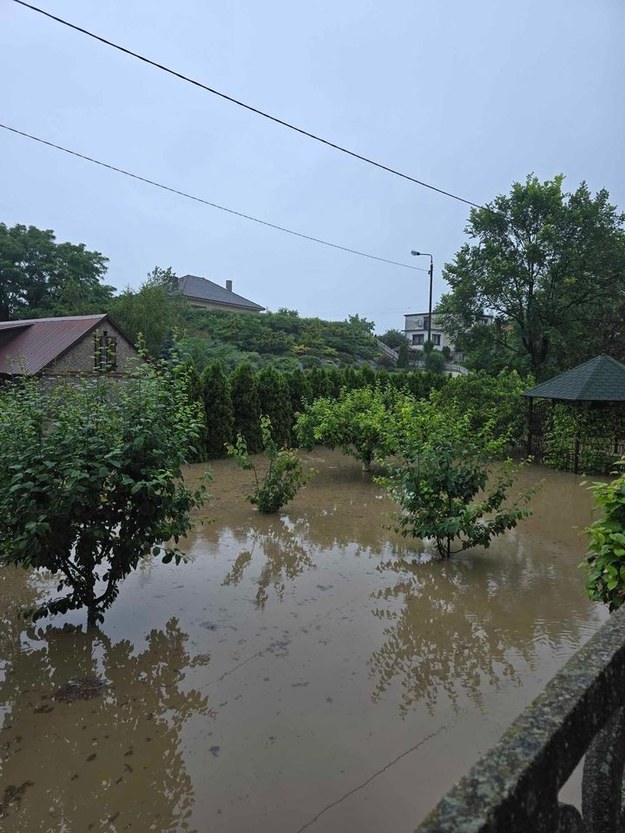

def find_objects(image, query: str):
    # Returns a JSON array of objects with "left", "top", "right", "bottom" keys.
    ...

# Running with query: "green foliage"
[
  {"left": 380, "top": 404, "right": 532, "bottom": 558},
  {"left": 180, "top": 307, "right": 379, "bottom": 369},
  {"left": 438, "top": 174, "right": 625, "bottom": 377},
  {"left": 378, "top": 329, "right": 407, "bottom": 350},
  {"left": 544, "top": 404, "right": 625, "bottom": 474},
  {"left": 110, "top": 267, "right": 188, "bottom": 358},
  {"left": 201, "top": 362, "right": 235, "bottom": 458},
  {"left": 230, "top": 363, "right": 262, "bottom": 453},
  {"left": 431, "top": 370, "right": 530, "bottom": 445},
  {"left": 0, "top": 358, "right": 208, "bottom": 626},
  {"left": 0, "top": 222, "right": 114, "bottom": 320},
  {"left": 257, "top": 366, "right": 293, "bottom": 448},
  {"left": 396, "top": 341, "right": 410, "bottom": 369},
  {"left": 424, "top": 349, "right": 446, "bottom": 374},
  {"left": 227, "top": 417, "right": 310, "bottom": 513},
  {"left": 286, "top": 369, "right": 312, "bottom": 419},
  {"left": 295, "top": 386, "right": 395, "bottom": 471},
  {"left": 583, "top": 464, "right": 625, "bottom": 610}
]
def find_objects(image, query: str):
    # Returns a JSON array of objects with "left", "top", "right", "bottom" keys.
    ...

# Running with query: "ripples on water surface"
[{"left": 0, "top": 452, "right": 608, "bottom": 832}]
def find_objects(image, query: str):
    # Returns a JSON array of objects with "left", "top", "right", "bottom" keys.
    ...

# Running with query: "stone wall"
[{"left": 48, "top": 323, "right": 137, "bottom": 375}]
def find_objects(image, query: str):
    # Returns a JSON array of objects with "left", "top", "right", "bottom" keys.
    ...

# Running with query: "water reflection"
[
  {"left": 369, "top": 544, "right": 593, "bottom": 716},
  {"left": 0, "top": 614, "right": 211, "bottom": 832},
  {"left": 222, "top": 519, "right": 315, "bottom": 607}
]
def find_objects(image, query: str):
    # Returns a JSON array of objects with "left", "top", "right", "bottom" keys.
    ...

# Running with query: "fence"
[{"left": 415, "top": 603, "right": 625, "bottom": 832}]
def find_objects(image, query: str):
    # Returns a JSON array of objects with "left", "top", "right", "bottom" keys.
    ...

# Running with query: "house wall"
[
  {"left": 186, "top": 297, "right": 260, "bottom": 314},
  {"left": 403, "top": 313, "right": 456, "bottom": 352},
  {"left": 48, "top": 323, "right": 137, "bottom": 374}
]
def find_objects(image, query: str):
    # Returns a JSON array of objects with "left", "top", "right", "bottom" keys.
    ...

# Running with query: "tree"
[
  {"left": 230, "top": 363, "right": 262, "bottom": 453},
  {"left": 201, "top": 362, "right": 235, "bottom": 457},
  {"left": 0, "top": 357, "right": 207, "bottom": 627},
  {"left": 378, "top": 329, "right": 407, "bottom": 350},
  {"left": 257, "top": 365, "right": 292, "bottom": 447},
  {"left": 110, "top": 267, "right": 187, "bottom": 357},
  {"left": 438, "top": 175, "right": 625, "bottom": 378},
  {"left": 380, "top": 405, "right": 532, "bottom": 558},
  {"left": 227, "top": 417, "right": 311, "bottom": 513},
  {"left": 0, "top": 223, "right": 114, "bottom": 320},
  {"left": 295, "top": 386, "right": 396, "bottom": 471}
]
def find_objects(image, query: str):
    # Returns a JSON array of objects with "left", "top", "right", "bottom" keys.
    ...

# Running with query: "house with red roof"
[{"left": 0, "top": 314, "right": 138, "bottom": 377}]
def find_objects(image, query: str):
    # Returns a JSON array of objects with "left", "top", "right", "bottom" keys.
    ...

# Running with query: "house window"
[
  {"left": 431, "top": 334, "right": 441, "bottom": 346},
  {"left": 93, "top": 329, "right": 118, "bottom": 371},
  {"left": 411, "top": 334, "right": 424, "bottom": 346}
]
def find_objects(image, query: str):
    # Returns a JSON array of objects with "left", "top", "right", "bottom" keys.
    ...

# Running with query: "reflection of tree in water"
[
  {"left": 222, "top": 519, "right": 315, "bottom": 607},
  {"left": 0, "top": 609, "right": 211, "bottom": 832},
  {"left": 368, "top": 548, "right": 593, "bottom": 717}
]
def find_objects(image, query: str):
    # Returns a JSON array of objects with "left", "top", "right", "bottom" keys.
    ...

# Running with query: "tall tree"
[
  {"left": 257, "top": 365, "right": 292, "bottom": 447},
  {"left": 230, "top": 363, "right": 262, "bottom": 453},
  {"left": 0, "top": 223, "right": 113, "bottom": 320},
  {"left": 201, "top": 362, "right": 235, "bottom": 457},
  {"left": 109, "top": 267, "right": 187, "bottom": 357},
  {"left": 438, "top": 175, "right": 625, "bottom": 378}
]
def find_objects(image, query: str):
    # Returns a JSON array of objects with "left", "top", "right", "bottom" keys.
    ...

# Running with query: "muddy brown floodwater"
[{"left": 0, "top": 451, "right": 608, "bottom": 832}]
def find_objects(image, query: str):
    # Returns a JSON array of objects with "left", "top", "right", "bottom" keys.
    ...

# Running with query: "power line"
[
  {"left": 11, "top": 0, "right": 483, "bottom": 211},
  {"left": 0, "top": 122, "right": 428, "bottom": 273}
]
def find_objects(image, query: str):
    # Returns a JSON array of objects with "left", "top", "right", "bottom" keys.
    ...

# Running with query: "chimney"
[{"left": 226, "top": 279, "right": 233, "bottom": 292}]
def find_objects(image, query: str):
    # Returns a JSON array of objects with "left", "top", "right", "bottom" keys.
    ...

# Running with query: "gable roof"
[
  {"left": 178, "top": 275, "right": 264, "bottom": 312},
  {"left": 0, "top": 314, "right": 110, "bottom": 375},
  {"left": 523, "top": 355, "right": 625, "bottom": 402}
]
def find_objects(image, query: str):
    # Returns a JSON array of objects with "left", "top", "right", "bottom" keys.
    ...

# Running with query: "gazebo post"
[
  {"left": 574, "top": 437, "right": 580, "bottom": 474},
  {"left": 527, "top": 397, "right": 533, "bottom": 456}
]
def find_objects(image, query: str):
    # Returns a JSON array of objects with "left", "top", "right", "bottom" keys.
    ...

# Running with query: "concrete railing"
[{"left": 415, "top": 603, "right": 625, "bottom": 832}]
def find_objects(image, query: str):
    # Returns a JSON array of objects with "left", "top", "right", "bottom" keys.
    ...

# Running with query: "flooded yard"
[{"left": 0, "top": 451, "right": 608, "bottom": 832}]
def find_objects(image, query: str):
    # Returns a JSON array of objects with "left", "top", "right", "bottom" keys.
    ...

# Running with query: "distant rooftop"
[
  {"left": 178, "top": 275, "right": 264, "bottom": 312},
  {"left": 0, "top": 314, "right": 108, "bottom": 375}
]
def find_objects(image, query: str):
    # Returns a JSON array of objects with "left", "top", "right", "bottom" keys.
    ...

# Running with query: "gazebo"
[{"left": 523, "top": 356, "right": 625, "bottom": 473}]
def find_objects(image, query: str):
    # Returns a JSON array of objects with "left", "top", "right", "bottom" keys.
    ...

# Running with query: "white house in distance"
[
  {"left": 403, "top": 311, "right": 494, "bottom": 364},
  {"left": 404, "top": 311, "right": 457, "bottom": 354}
]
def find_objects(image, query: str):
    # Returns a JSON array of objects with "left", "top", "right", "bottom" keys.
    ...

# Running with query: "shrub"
[
  {"left": 230, "top": 363, "right": 262, "bottom": 453},
  {"left": 0, "top": 359, "right": 208, "bottom": 626},
  {"left": 379, "top": 404, "right": 532, "bottom": 558},
  {"left": 295, "top": 386, "right": 395, "bottom": 471},
  {"left": 582, "top": 463, "right": 625, "bottom": 610},
  {"left": 227, "top": 417, "right": 310, "bottom": 513}
]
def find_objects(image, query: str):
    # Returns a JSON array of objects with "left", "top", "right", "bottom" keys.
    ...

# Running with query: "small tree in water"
[
  {"left": 227, "top": 416, "right": 311, "bottom": 513},
  {"left": 0, "top": 356, "right": 207, "bottom": 627},
  {"left": 380, "top": 404, "right": 532, "bottom": 558}
]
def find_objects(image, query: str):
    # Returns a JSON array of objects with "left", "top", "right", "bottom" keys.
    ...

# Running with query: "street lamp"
[{"left": 410, "top": 251, "right": 434, "bottom": 344}]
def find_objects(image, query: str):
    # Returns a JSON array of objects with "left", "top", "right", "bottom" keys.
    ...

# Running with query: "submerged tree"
[
  {"left": 379, "top": 403, "right": 532, "bottom": 558},
  {"left": 0, "top": 357, "right": 208, "bottom": 626},
  {"left": 295, "top": 386, "right": 397, "bottom": 471}
]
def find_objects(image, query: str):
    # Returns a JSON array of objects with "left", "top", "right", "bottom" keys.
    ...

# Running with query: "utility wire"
[
  {"left": 11, "top": 0, "right": 483, "bottom": 210},
  {"left": 0, "top": 122, "right": 427, "bottom": 272}
]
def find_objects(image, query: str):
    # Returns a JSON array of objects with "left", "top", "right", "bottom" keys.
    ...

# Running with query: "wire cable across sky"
[
  {"left": 11, "top": 0, "right": 483, "bottom": 210},
  {"left": 0, "top": 122, "right": 428, "bottom": 273}
]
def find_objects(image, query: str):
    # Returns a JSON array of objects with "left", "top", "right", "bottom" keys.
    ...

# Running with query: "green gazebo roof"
[{"left": 523, "top": 356, "right": 625, "bottom": 402}]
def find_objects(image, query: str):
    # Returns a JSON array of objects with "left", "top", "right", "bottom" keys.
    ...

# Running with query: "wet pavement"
[{"left": 0, "top": 451, "right": 608, "bottom": 831}]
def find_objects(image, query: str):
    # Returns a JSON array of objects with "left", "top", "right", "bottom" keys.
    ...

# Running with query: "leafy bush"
[
  {"left": 295, "top": 386, "right": 396, "bottom": 471},
  {"left": 430, "top": 370, "right": 529, "bottom": 445},
  {"left": 227, "top": 417, "right": 311, "bottom": 513},
  {"left": 544, "top": 404, "right": 625, "bottom": 474},
  {"left": 379, "top": 403, "right": 532, "bottom": 558},
  {"left": 0, "top": 358, "right": 208, "bottom": 626},
  {"left": 583, "top": 463, "right": 625, "bottom": 610}
]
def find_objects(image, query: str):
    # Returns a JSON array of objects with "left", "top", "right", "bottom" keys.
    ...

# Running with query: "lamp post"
[{"left": 410, "top": 251, "right": 434, "bottom": 344}]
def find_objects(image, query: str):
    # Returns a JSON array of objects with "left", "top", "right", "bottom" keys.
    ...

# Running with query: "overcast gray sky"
[{"left": 2, "top": 0, "right": 624, "bottom": 334}]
